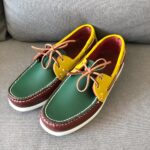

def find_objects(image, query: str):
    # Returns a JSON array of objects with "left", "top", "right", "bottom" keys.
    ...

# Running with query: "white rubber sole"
[
  {"left": 8, "top": 98, "right": 47, "bottom": 112},
  {"left": 40, "top": 63, "right": 124, "bottom": 136}
]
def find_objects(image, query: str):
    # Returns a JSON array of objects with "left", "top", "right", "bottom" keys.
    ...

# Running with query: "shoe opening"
[
  {"left": 88, "top": 36, "right": 122, "bottom": 76},
  {"left": 62, "top": 26, "right": 93, "bottom": 58}
]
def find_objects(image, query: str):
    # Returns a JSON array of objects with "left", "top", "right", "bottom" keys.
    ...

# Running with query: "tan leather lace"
[
  {"left": 68, "top": 58, "right": 111, "bottom": 92},
  {"left": 31, "top": 40, "right": 76, "bottom": 69}
]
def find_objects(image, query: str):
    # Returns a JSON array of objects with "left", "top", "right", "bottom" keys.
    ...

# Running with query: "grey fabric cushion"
[
  {"left": 0, "top": 40, "right": 150, "bottom": 149},
  {"left": 3, "top": 0, "right": 150, "bottom": 43},
  {"left": 0, "top": 0, "right": 6, "bottom": 41}
]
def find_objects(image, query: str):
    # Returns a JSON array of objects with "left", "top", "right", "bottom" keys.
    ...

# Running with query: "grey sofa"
[{"left": 0, "top": 0, "right": 150, "bottom": 150}]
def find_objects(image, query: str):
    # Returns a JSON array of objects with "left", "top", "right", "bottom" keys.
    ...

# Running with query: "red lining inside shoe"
[
  {"left": 63, "top": 26, "right": 92, "bottom": 58},
  {"left": 88, "top": 37, "right": 122, "bottom": 76}
]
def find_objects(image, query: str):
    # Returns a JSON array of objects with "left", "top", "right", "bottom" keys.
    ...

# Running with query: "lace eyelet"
[
  {"left": 96, "top": 84, "right": 99, "bottom": 88},
  {"left": 57, "top": 64, "right": 60, "bottom": 68}
]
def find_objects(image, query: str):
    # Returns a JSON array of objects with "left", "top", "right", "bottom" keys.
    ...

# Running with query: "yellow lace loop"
[
  {"left": 68, "top": 58, "right": 111, "bottom": 92},
  {"left": 31, "top": 40, "right": 76, "bottom": 69}
]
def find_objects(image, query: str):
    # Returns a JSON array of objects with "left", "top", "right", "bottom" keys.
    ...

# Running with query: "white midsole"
[
  {"left": 40, "top": 63, "right": 124, "bottom": 136},
  {"left": 8, "top": 98, "right": 47, "bottom": 112}
]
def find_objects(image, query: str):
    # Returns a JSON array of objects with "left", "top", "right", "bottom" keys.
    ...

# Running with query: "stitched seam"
[
  {"left": 45, "top": 76, "right": 97, "bottom": 122},
  {"left": 10, "top": 61, "right": 37, "bottom": 98},
  {"left": 9, "top": 60, "right": 57, "bottom": 99},
  {"left": 57, "top": 65, "right": 69, "bottom": 79},
  {"left": 10, "top": 79, "right": 58, "bottom": 103},
  {"left": 45, "top": 98, "right": 97, "bottom": 123},
  {"left": 45, "top": 76, "right": 71, "bottom": 117},
  {"left": 42, "top": 99, "right": 98, "bottom": 126},
  {"left": 9, "top": 78, "right": 56, "bottom": 100},
  {"left": 86, "top": 38, "right": 95, "bottom": 52}
]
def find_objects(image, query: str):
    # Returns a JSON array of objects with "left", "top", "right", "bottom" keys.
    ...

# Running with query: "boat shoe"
[
  {"left": 40, "top": 34, "right": 126, "bottom": 136},
  {"left": 8, "top": 24, "right": 97, "bottom": 112}
]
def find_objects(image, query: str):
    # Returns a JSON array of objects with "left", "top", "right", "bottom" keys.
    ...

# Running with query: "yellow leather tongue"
[
  {"left": 53, "top": 55, "right": 74, "bottom": 80},
  {"left": 92, "top": 74, "right": 112, "bottom": 102}
]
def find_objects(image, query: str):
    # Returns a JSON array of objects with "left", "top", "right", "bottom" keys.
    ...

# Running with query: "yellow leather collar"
[
  {"left": 53, "top": 24, "right": 96, "bottom": 80},
  {"left": 73, "top": 34, "right": 126, "bottom": 102},
  {"left": 93, "top": 35, "right": 125, "bottom": 102}
]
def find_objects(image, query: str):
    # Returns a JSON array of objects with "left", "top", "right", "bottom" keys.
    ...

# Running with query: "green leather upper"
[
  {"left": 10, "top": 59, "right": 56, "bottom": 98},
  {"left": 9, "top": 50, "right": 68, "bottom": 99},
  {"left": 44, "top": 61, "right": 97, "bottom": 122}
]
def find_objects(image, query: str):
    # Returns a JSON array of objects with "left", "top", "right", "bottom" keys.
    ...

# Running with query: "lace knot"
[
  {"left": 68, "top": 58, "right": 111, "bottom": 92},
  {"left": 32, "top": 40, "right": 76, "bottom": 69}
]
